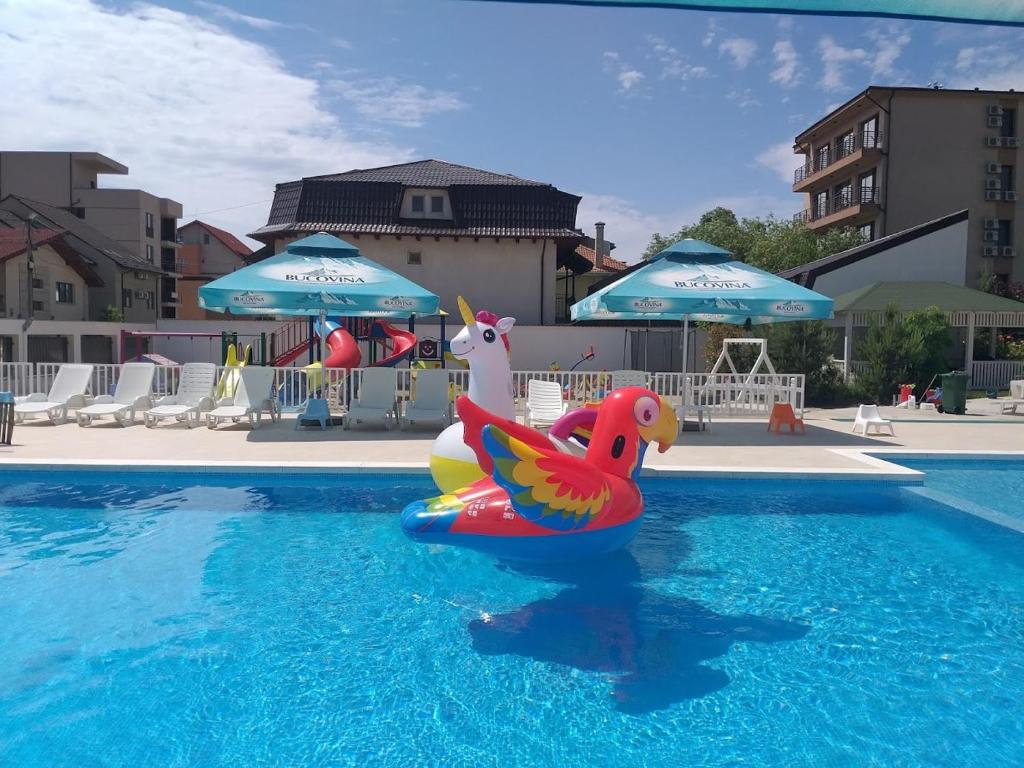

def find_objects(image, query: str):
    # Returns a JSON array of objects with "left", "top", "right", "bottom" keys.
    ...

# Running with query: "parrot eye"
[
  {"left": 634, "top": 396, "right": 660, "bottom": 426},
  {"left": 483, "top": 329, "right": 496, "bottom": 343}
]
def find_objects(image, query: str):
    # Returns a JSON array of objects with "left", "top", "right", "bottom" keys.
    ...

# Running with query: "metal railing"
[
  {"left": 795, "top": 185, "right": 882, "bottom": 224},
  {"left": 970, "top": 360, "right": 1024, "bottom": 389},
  {"left": 794, "top": 130, "right": 883, "bottom": 184},
  {"left": 0, "top": 362, "right": 33, "bottom": 397}
]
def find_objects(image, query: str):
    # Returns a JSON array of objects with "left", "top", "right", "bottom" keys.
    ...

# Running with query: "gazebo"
[{"left": 833, "top": 281, "right": 1024, "bottom": 387}]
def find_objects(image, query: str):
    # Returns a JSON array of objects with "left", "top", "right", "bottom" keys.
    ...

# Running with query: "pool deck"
[{"left": 2, "top": 401, "right": 1021, "bottom": 478}]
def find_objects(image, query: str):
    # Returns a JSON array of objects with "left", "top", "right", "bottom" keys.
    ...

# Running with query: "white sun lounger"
[
  {"left": 14, "top": 363, "right": 94, "bottom": 424},
  {"left": 77, "top": 363, "right": 155, "bottom": 427},
  {"left": 852, "top": 403, "right": 895, "bottom": 436},
  {"left": 1001, "top": 380, "right": 1024, "bottom": 415},
  {"left": 206, "top": 366, "right": 279, "bottom": 429},
  {"left": 525, "top": 379, "right": 568, "bottom": 428},
  {"left": 343, "top": 368, "right": 398, "bottom": 430},
  {"left": 400, "top": 369, "right": 451, "bottom": 430},
  {"left": 144, "top": 362, "right": 217, "bottom": 428},
  {"left": 610, "top": 370, "right": 648, "bottom": 390}
]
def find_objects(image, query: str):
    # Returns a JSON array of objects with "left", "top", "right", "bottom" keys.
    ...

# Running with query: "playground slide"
[
  {"left": 371, "top": 321, "right": 417, "bottom": 367},
  {"left": 215, "top": 343, "right": 249, "bottom": 399},
  {"left": 317, "top": 319, "right": 363, "bottom": 369}
]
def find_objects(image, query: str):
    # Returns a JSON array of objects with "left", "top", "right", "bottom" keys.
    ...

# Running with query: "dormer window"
[{"left": 402, "top": 188, "right": 451, "bottom": 220}]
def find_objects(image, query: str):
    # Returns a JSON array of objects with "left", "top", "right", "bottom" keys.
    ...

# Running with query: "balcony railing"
[
  {"left": 795, "top": 185, "right": 881, "bottom": 224},
  {"left": 794, "top": 131, "right": 884, "bottom": 184}
]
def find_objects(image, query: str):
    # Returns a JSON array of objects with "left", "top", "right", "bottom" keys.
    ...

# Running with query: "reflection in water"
[{"left": 469, "top": 551, "right": 809, "bottom": 714}]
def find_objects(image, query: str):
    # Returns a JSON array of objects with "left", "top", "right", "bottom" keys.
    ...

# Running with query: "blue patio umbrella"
[{"left": 570, "top": 238, "right": 833, "bottom": 372}]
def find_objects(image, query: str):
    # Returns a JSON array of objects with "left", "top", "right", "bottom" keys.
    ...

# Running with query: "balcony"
[
  {"left": 795, "top": 185, "right": 881, "bottom": 230},
  {"left": 793, "top": 131, "right": 883, "bottom": 192}
]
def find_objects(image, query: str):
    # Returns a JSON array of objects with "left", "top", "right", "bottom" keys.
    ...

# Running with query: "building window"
[
  {"left": 411, "top": 195, "right": 425, "bottom": 213},
  {"left": 995, "top": 273, "right": 1011, "bottom": 293},
  {"left": 31, "top": 277, "right": 43, "bottom": 290},
  {"left": 146, "top": 244, "right": 155, "bottom": 262},
  {"left": 859, "top": 222, "right": 875, "bottom": 241},
  {"left": 814, "top": 190, "right": 828, "bottom": 219},
  {"left": 815, "top": 144, "right": 830, "bottom": 172},
  {"left": 836, "top": 131, "right": 856, "bottom": 159},
  {"left": 71, "top": 207, "right": 86, "bottom": 219},
  {"left": 122, "top": 289, "right": 133, "bottom": 309},
  {"left": 861, "top": 115, "right": 879, "bottom": 148},
  {"left": 1000, "top": 165, "right": 1015, "bottom": 192},
  {"left": 834, "top": 181, "right": 853, "bottom": 211},
  {"left": 430, "top": 195, "right": 444, "bottom": 214},
  {"left": 145, "top": 212, "right": 154, "bottom": 238},
  {"left": 407, "top": 251, "right": 422, "bottom": 265},
  {"left": 859, "top": 171, "right": 876, "bottom": 203},
  {"left": 999, "top": 220, "right": 1014, "bottom": 247},
  {"left": 203, "top": 233, "right": 211, "bottom": 245},
  {"left": 146, "top": 291, "right": 155, "bottom": 309},
  {"left": 32, "top": 300, "right": 44, "bottom": 312},
  {"left": 55, "top": 282, "right": 74, "bottom": 304},
  {"left": 1002, "top": 108, "right": 1017, "bottom": 139}
]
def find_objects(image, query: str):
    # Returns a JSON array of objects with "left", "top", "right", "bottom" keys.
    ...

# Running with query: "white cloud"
[
  {"left": 770, "top": 40, "right": 801, "bottom": 87},
  {"left": 603, "top": 50, "right": 647, "bottom": 95},
  {"left": 617, "top": 69, "right": 645, "bottom": 91},
  {"left": 0, "top": 0, "right": 414, "bottom": 245},
  {"left": 817, "top": 35, "right": 869, "bottom": 91},
  {"left": 949, "top": 43, "right": 1024, "bottom": 90},
  {"left": 756, "top": 142, "right": 800, "bottom": 184},
  {"left": 647, "top": 35, "right": 709, "bottom": 81},
  {"left": 328, "top": 78, "right": 464, "bottom": 128},
  {"left": 719, "top": 37, "right": 758, "bottom": 69},
  {"left": 702, "top": 18, "right": 720, "bottom": 48},
  {"left": 576, "top": 192, "right": 799, "bottom": 263},
  {"left": 866, "top": 25, "right": 911, "bottom": 77},
  {"left": 194, "top": 1, "right": 291, "bottom": 31},
  {"left": 727, "top": 88, "right": 761, "bottom": 110}
]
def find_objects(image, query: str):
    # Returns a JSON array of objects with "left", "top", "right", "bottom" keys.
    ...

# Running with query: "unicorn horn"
[{"left": 457, "top": 295, "right": 476, "bottom": 327}]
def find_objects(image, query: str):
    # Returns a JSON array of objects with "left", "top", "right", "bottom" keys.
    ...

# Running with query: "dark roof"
[
  {"left": 779, "top": 210, "right": 969, "bottom": 288},
  {"left": 251, "top": 159, "right": 583, "bottom": 244},
  {"left": 0, "top": 219, "right": 104, "bottom": 287},
  {"left": 0, "top": 195, "right": 163, "bottom": 274},
  {"left": 834, "top": 281, "right": 1024, "bottom": 314},
  {"left": 180, "top": 219, "right": 253, "bottom": 257},
  {"left": 307, "top": 159, "right": 551, "bottom": 187}
]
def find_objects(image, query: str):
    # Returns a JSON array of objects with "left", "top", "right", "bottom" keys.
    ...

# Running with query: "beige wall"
[
  {"left": 271, "top": 234, "right": 559, "bottom": 324},
  {"left": 1, "top": 245, "right": 90, "bottom": 321},
  {"left": 178, "top": 224, "right": 246, "bottom": 275},
  {"left": 0, "top": 153, "right": 75, "bottom": 205}
]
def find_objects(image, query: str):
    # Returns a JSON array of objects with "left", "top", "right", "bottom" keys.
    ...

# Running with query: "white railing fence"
[
  {"left": 971, "top": 360, "right": 1024, "bottom": 389},
  {"left": 0, "top": 364, "right": 807, "bottom": 418}
]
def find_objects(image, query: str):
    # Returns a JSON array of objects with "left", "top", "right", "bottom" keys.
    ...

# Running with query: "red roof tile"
[
  {"left": 185, "top": 220, "right": 253, "bottom": 257},
  {"left": 575, "top": 243, "right": 628, "bottom": 273},
  {"left": 0, "top": 227, "right": 62, "bottom": 260}
]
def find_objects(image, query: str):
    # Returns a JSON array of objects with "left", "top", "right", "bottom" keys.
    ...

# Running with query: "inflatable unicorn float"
[{"left": 406, "top": 296, "right": 677, "bottom": 561}]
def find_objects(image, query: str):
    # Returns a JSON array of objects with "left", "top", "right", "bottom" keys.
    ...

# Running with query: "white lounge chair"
[
  {"left": 144, "top": 363, "right": 217, "bottom": 428},
  {"left": 610, "top": 370, "right": 648, "bottom": 390},
  {"left": 525, "top": 379, "right": 568, "bottom": 429},
  {"left": 343, "top": 368, "right": 397, "bottom": 430},
  {"left": 77, "top": 362, "right": 155, "bottom": 427},
  {"left": 400, "top": 370, "right": 451, "bottom": 430},
  {"left": 206, "top": 366, "right": 279, "bottom": 429},
  {"left": 14, "top": 363, "right": 93, "bottom": 424},
  {"left": 852, "top": 404, "right": 895, "bottom": 436},
  {"left": 1001, "top": 380, "right": 1024, "bottom": 415}
]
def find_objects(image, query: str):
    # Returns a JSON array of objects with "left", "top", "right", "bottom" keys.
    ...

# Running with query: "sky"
[{"left": 1, "top": 0, "right": 1022, "bottom": 261}]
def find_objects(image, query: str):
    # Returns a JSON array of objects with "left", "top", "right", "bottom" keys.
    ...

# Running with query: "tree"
[
  {"left": 856, "top": 307, "right": 922, "bottom": 403},
  {"left": 764, "top": 321, "right": 842, "bottom": 405},
  {"left": 102, "top": 305, "right": 124, "bottom": 322},
  {"left": 903, "top": 307, "right": 953, "bottom": 391},
  {"left": 644, "top": 206, "right": 865, "bottom": 273}
]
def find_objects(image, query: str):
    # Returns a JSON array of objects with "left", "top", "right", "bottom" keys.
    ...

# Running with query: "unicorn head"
[{"left": 450, "top": 296, "right": 516, "bottom": 420}]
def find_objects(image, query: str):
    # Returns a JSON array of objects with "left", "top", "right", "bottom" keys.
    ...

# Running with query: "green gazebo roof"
[{"left": 833, "top": 281, "right": 1024, "bottom": 314}]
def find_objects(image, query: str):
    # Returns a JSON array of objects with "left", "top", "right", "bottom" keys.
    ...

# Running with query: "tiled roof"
[
  {"left": 308, "top": 159, "right": 550, "bottom": 187},
  {"left": 0, "top": 224, "right": 104, "bottom": 287},
  {"left": 181, "top": 219, "right": 253, "bottom": 257},
  {"left": 0, "top": 226, "right": 61, "bottom": 259},
  {"left": 0, "top": 195, "right": 163, "bottom": 273},
  {"left": 575, "top": 244, "right": 628, "bottom": 273},
  {"left": 252, "top": 222, "right": 583, "bottom": 240}
]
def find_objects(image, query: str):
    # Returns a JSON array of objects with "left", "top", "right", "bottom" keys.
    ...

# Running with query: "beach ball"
[{"left": 429, "top": 422, "right": 485, "bottom": 493}]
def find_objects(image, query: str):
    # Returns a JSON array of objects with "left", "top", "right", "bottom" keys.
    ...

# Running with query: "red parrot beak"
[{"left": 640, "top": 396, "right": 678, "bottom": 453}]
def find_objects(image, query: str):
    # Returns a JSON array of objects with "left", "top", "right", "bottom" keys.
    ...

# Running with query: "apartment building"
[
  {"left": 792, "top": 86, "right": 1023, "bottom": 288},
  {"left": 0, "top": 151, "right": 182, "bottom": 316},
  {"left": 175, "top": 220, "right": 253, "bottom": 320}
]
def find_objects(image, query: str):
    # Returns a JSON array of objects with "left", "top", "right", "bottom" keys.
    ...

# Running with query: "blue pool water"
[
  {"left": 887, "top": 455, "right": 1024, "bottom": 524},
  {"left": 1, "top": 470, "right": 1023, "bottom": 767}
]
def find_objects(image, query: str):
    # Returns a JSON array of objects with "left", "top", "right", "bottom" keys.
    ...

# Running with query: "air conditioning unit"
[
  {"left": 986, "top": 178, "right": 1003, "bottom": 190},
  {"left": 986, "top": 190, "right": 1003, "bottom": 201},
  {"left": 1006, "top": 137, "right": 1022, "bottom": 148},
  {"left": 983, "top": 246, "right": 999, "bottom": 257},
  {"left": 988, "top": 105, "right": 1004, "bottom": 116},
  {"left": 986, "top": 162, "right": 1003, "bottom": 174},
  {"left": 988, "top": 115, "right": 1004, "bottom": 128},
  {"left": 986, "top": 136, "right": 1003, "bottom": 148},
  {"left": 1002, "top": 247, "right": 1017, "bottom": 258},
  {"left": 1006, "top": 191, "right": 1020, "bottom": 202},
  {"left": 134, "top": 290, "right": 147, "bottom": 300},
  {"left": 984, "top": 217, "right": 1000, "bottom": 229},
  {"left": 984, "top": 230, "right": 1000, "bottom": 242},
  {"left": 170, "top": 291, "right": 178, "bottom": 300}
]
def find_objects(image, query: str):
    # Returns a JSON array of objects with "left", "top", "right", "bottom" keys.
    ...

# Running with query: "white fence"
[
  {"left": 0, "top": 364, "right": 806, "bottom": 418},
  {"left": 970, "top": 360, "right": 1024, "bottom": 389}
]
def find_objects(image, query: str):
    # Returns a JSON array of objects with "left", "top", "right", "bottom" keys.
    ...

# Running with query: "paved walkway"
[{"left": 2, "top": 403, "right": 1021, "bottom": 475}]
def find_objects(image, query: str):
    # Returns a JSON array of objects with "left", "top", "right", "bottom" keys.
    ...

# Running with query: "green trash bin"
[
  {"left": 0, "top": 391, "right": 13, "bottom": 445},
  {"left": 940, "top": 371, "right": 968, "bottom": 415}
]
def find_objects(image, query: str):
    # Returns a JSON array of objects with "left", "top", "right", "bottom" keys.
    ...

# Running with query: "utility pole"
[{"left": 22, "top": 212, "right": 38, "bottom": 332}]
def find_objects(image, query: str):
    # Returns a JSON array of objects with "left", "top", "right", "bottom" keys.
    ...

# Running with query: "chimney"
[{"left": 594, "top": 221, "right": 606, "bottom": 270}]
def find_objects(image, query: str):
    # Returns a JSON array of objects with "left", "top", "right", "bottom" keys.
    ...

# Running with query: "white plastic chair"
[
  {"left": 343, "top": 368, "right": 398, "bottom": 430},
  {"left": 14, "top": 364, "right": 93, "bottom": 424},
  {"left": 76, "top": 363, "right": 155, "bottom": 427},
  {"left": 525, "top": 379, "right": 568, "bottom": 428},
  {"left": 144, "top": 363, "right": 217, "bottom": 428},
  {"left": 206, "top": 366, "right": 279, "bottom": 429},
  {"left": 852, "top": 404, "right": 895, "bottom": 436},
  {"left": 1001, "top": 380, "right": 1024, "bottom": 414},
  {"left": 401, "top": 370, "right": 451, "bottom": 430},
  {"left": 610, "top": 370, "right": 648, "bottom": 390}
]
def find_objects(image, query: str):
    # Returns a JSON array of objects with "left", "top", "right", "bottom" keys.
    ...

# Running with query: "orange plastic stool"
[{"left": 767, "top": 403, "right": 805, "bottom": 434}]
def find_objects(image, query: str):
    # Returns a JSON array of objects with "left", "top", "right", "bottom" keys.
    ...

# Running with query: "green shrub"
[{"left": 855, "top": 305, "right": 951, "bottom": 403}]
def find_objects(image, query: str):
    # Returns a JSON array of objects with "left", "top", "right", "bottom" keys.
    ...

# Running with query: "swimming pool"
[{"left": 1, "top": 469, "right": 1022, "bottom": 766}]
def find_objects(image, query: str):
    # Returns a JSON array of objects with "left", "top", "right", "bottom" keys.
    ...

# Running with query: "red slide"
[
  {"left": 323, "top": 325, "right": 362, "bottom": 369},
  {"left": 372, "top": 321, "right": 417, "bottom": 367}
]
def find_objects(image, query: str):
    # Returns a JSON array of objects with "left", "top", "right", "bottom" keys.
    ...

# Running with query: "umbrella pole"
[
  {"left": 319, "top": 309, "right": 327, "bottom": 376},
  {"left": 681, "top": 317, "right": 689, "bottom": 377}
]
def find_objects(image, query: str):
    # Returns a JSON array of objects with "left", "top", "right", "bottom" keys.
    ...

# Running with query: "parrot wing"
[{"left": 457, "top": 395, "right": 557, "bottom": 474}]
